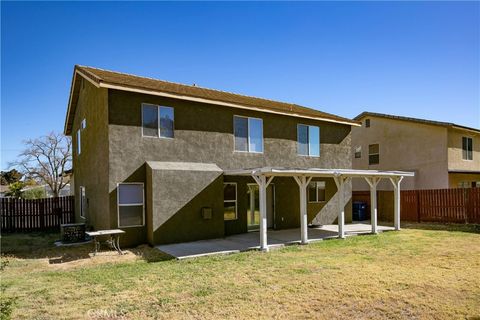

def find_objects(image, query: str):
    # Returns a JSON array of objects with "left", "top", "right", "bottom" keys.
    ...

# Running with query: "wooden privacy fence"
[
  {"left": 401, "top": 188, "right": 480, "bottom": 224},
  {"left": 1, "top": 196, "right": 75, "bottom": 232},
  {"left": 353, "top": 188, "right": 480, "bottom": 224}
]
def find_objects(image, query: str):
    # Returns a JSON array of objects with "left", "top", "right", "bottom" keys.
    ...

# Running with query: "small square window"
[{"left": 355, "top": 146, "right": 362, "bottom": 159}]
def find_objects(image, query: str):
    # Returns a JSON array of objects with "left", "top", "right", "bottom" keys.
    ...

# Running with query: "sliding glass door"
[{"left": 247, "top": 184, "right": 274, "bottom": 231}]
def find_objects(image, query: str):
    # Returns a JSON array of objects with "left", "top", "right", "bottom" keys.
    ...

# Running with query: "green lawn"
[{"left": 1, "top": 224, "right": 480, "bottom": 319}]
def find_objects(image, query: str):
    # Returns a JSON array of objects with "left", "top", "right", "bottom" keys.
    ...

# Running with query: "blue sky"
[{"left": 1, "top": 1, "right": 479, "bottom": 170}]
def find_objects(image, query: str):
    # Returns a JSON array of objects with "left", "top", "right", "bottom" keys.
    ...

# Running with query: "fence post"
[
  {"left": 39, "top": 199, "right": 45, "bottom": 229},
  {"left": 9, "top": 199, "right": 14, "bottom": 231},
  {"left": 466, "top": 188, "right": 472, "bottom": 224},
  {"left": 416, "top": 190, "right": 420, "bottom": 223}
]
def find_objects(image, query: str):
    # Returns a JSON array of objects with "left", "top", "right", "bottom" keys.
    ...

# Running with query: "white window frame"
[
  {"left": 233, "top": 115, "right": 264, "bottom": 154},
  {"left": 79, "top": 186, "right": 86, "bottom": 219},
  {"left": 223, "top": 182, "right": 238, "bottom": 220},
  {"left": 141, "top": 103, "right": 174, "bottom": 139},
  {"left": 77, "top": 129, "right": 81, "bottom": 155},
  {"left": 77, "top": 118, "right": 86, "bottom": 156},
  {"left": 297, "top": 124, "right": 320, "bottom": 157},
  {"left": 462, "top": 136, "right": 473, "bottom": 161},
  {"left": 308, "top": 181, "right": 326, "bottom": 203},
  {"left": 117, "top": 182, "right": 145, "bottom": 228}
]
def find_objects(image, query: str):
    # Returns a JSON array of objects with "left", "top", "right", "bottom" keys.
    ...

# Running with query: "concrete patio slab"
[{"left": 156, "top": 223, "right": 395, "bottom": 259}]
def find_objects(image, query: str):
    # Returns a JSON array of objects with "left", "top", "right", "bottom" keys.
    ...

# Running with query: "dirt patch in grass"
[{"left": 1, "top": 225, "right": 479, "bottom": 319}]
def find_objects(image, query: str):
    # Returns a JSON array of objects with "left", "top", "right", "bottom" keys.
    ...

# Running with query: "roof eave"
[
  {"left": 64, "top": 67, "right": 101, "bottom": 135},
  {"left": 98, "top": 81, "right": 361, "bottom": 127}
]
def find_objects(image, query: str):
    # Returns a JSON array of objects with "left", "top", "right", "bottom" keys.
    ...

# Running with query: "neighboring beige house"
[{"left": 352, "top": 112, "right": 480, "bottom": 190}]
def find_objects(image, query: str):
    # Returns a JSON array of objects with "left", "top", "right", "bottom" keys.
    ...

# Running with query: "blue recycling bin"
[{"left": 352, "top": 201, "right": 367, "bottom": 221}]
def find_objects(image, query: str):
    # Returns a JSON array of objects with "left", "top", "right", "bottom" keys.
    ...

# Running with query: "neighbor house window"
[
  {"left": 462, "top": 137, "right": 473, "bottom": 160},
  {"left": 355, "top": 146, "right": 362, "bottom": 158},
  {"left": 297, "top": 124, "right": 320, "bottom": 156},
  {"left": 80, "top": 186, "right": 86, "bottom": 219},
  {"left": 369, "top": 144, "right": 379, "bottom": 165},
  {"left": 223, "top": 183, "right": 237, "bottom": 220},
  {"left": 308, "top": 181, "right": 326, "bottom": 202},
  {"left": 117, "top": 183, "right": 144, "bottom": 227},
  {"left": 365, "top": 119, "right": 370, "bottom": 127},
  {"left": 458, "top": 181, "right": 470, "bottom": 189},
  {"left": 142, "top": 104, "right": 174, "bottom": 138},
  {"left": 234, "top": 116, "right": 263, "bottom": 153}
]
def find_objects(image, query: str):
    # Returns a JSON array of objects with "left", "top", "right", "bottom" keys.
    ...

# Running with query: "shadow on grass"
[
  {"left": 401, "top": 222, "right": 480, "bottom": 234},
  {"left": 1, "top": 232, "right": 174, "bottom": 264},
  {"left": 129, "top": 245, "right": 174, "bottom": 263}
]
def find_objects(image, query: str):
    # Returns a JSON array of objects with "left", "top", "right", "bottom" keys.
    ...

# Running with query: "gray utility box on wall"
[{"left": 201, "top": 207, "right": 212, "bottom": 220}]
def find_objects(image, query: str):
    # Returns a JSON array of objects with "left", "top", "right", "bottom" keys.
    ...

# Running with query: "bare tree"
[{"left": 11, "top": 132, "right": 72, "bottom": 198}]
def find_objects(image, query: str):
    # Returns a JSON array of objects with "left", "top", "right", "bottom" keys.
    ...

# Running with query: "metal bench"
[{"left": 86, "top": 229, "right": 125, "bottom": 255}]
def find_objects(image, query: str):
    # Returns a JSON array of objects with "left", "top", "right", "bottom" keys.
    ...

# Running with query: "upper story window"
[
  {"left": 462, "top": 137, "right": 473, "bottom": 160},
  {"left": 77, "top": 118, "right": 86, "bottom": 155},
  {"left": 369, "top": 144, "right": 379, "bottom": 165},
  {"left": 234, "top": 116, "right": 263, "bottom": 153},
  {"left": 355, "top": 146, "right": 362, "bottom": 159},
  {"left": 142, "top": 103, "right": 174, "bottom": 138},
  {"left": 77, "top": 130, "right": 81, "bottom": 155},
  {"left": 365, "top": 119, "right": 370, "bottom": 127},
  {"left": 297, "top": 124, "right": 320, "bottom": 157}
]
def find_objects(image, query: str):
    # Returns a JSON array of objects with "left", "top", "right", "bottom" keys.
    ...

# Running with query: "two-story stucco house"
[
  {"left": 352, "top": 112, "right": 480, "bottom": 191},
  {"left": 65, "top": 66, "right": 412, "bottom": 248}
]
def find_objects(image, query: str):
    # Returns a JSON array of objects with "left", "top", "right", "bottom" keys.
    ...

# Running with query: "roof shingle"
[{"left": 65, "top": 65, "right": 359, "bottom": 134}]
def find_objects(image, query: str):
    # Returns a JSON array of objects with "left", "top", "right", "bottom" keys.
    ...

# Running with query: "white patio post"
[
  {"left": 389, "top": 176, "right": 404, "bottom": 231},
  {"left": 294, "top": 176, "right": 313, "bottom": 245},
  {"left": 252, "top": 174, "right": 274, "bottom": 252},
  {"left": 248, "top": 185, "right": 255, "bottom": 225},
  {"left": 334, "top": 176, "right": 346, "bottom": 239},
  {"left": 365, "top": 177, "right": 380, "bottom": 234}
]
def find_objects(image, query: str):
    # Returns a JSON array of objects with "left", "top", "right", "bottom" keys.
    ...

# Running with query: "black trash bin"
[{"left": 352, "top": 201, "right": 367, "bottom": 221}]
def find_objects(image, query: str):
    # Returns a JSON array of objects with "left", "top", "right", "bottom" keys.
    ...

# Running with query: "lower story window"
[
  {"left": 458, "top": 181, "right": 470, "bottom": 188},
  {"left": 80, "top": 186, "right": 86, "bottom": 218},
  {"left": 224, "top": 183, "right": 237, "bottom": 220},
  {"left": 117, "top": 183, "right": 144, "bottom": 227},
  {"left": 308, "top": 181, "right": 326, "bottom": 202}
]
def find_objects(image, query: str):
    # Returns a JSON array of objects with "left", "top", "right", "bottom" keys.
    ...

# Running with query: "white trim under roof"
[
  {"left": 99, "top": 82, "right": 360, "bottom": 127},
  {"left": 224, "top": 167, "right": 415, "bottom": 178}
]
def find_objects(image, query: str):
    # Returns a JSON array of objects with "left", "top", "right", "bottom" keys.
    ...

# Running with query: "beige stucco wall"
[
  {"left": 447, "top": 128, "right": 480, "bottom": 172},
  {"left": 352, "top": 116, "right": 449, "bottom": 190},
  {"left": 448, "top": 173, "right": 480, "bottom": 188}
]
